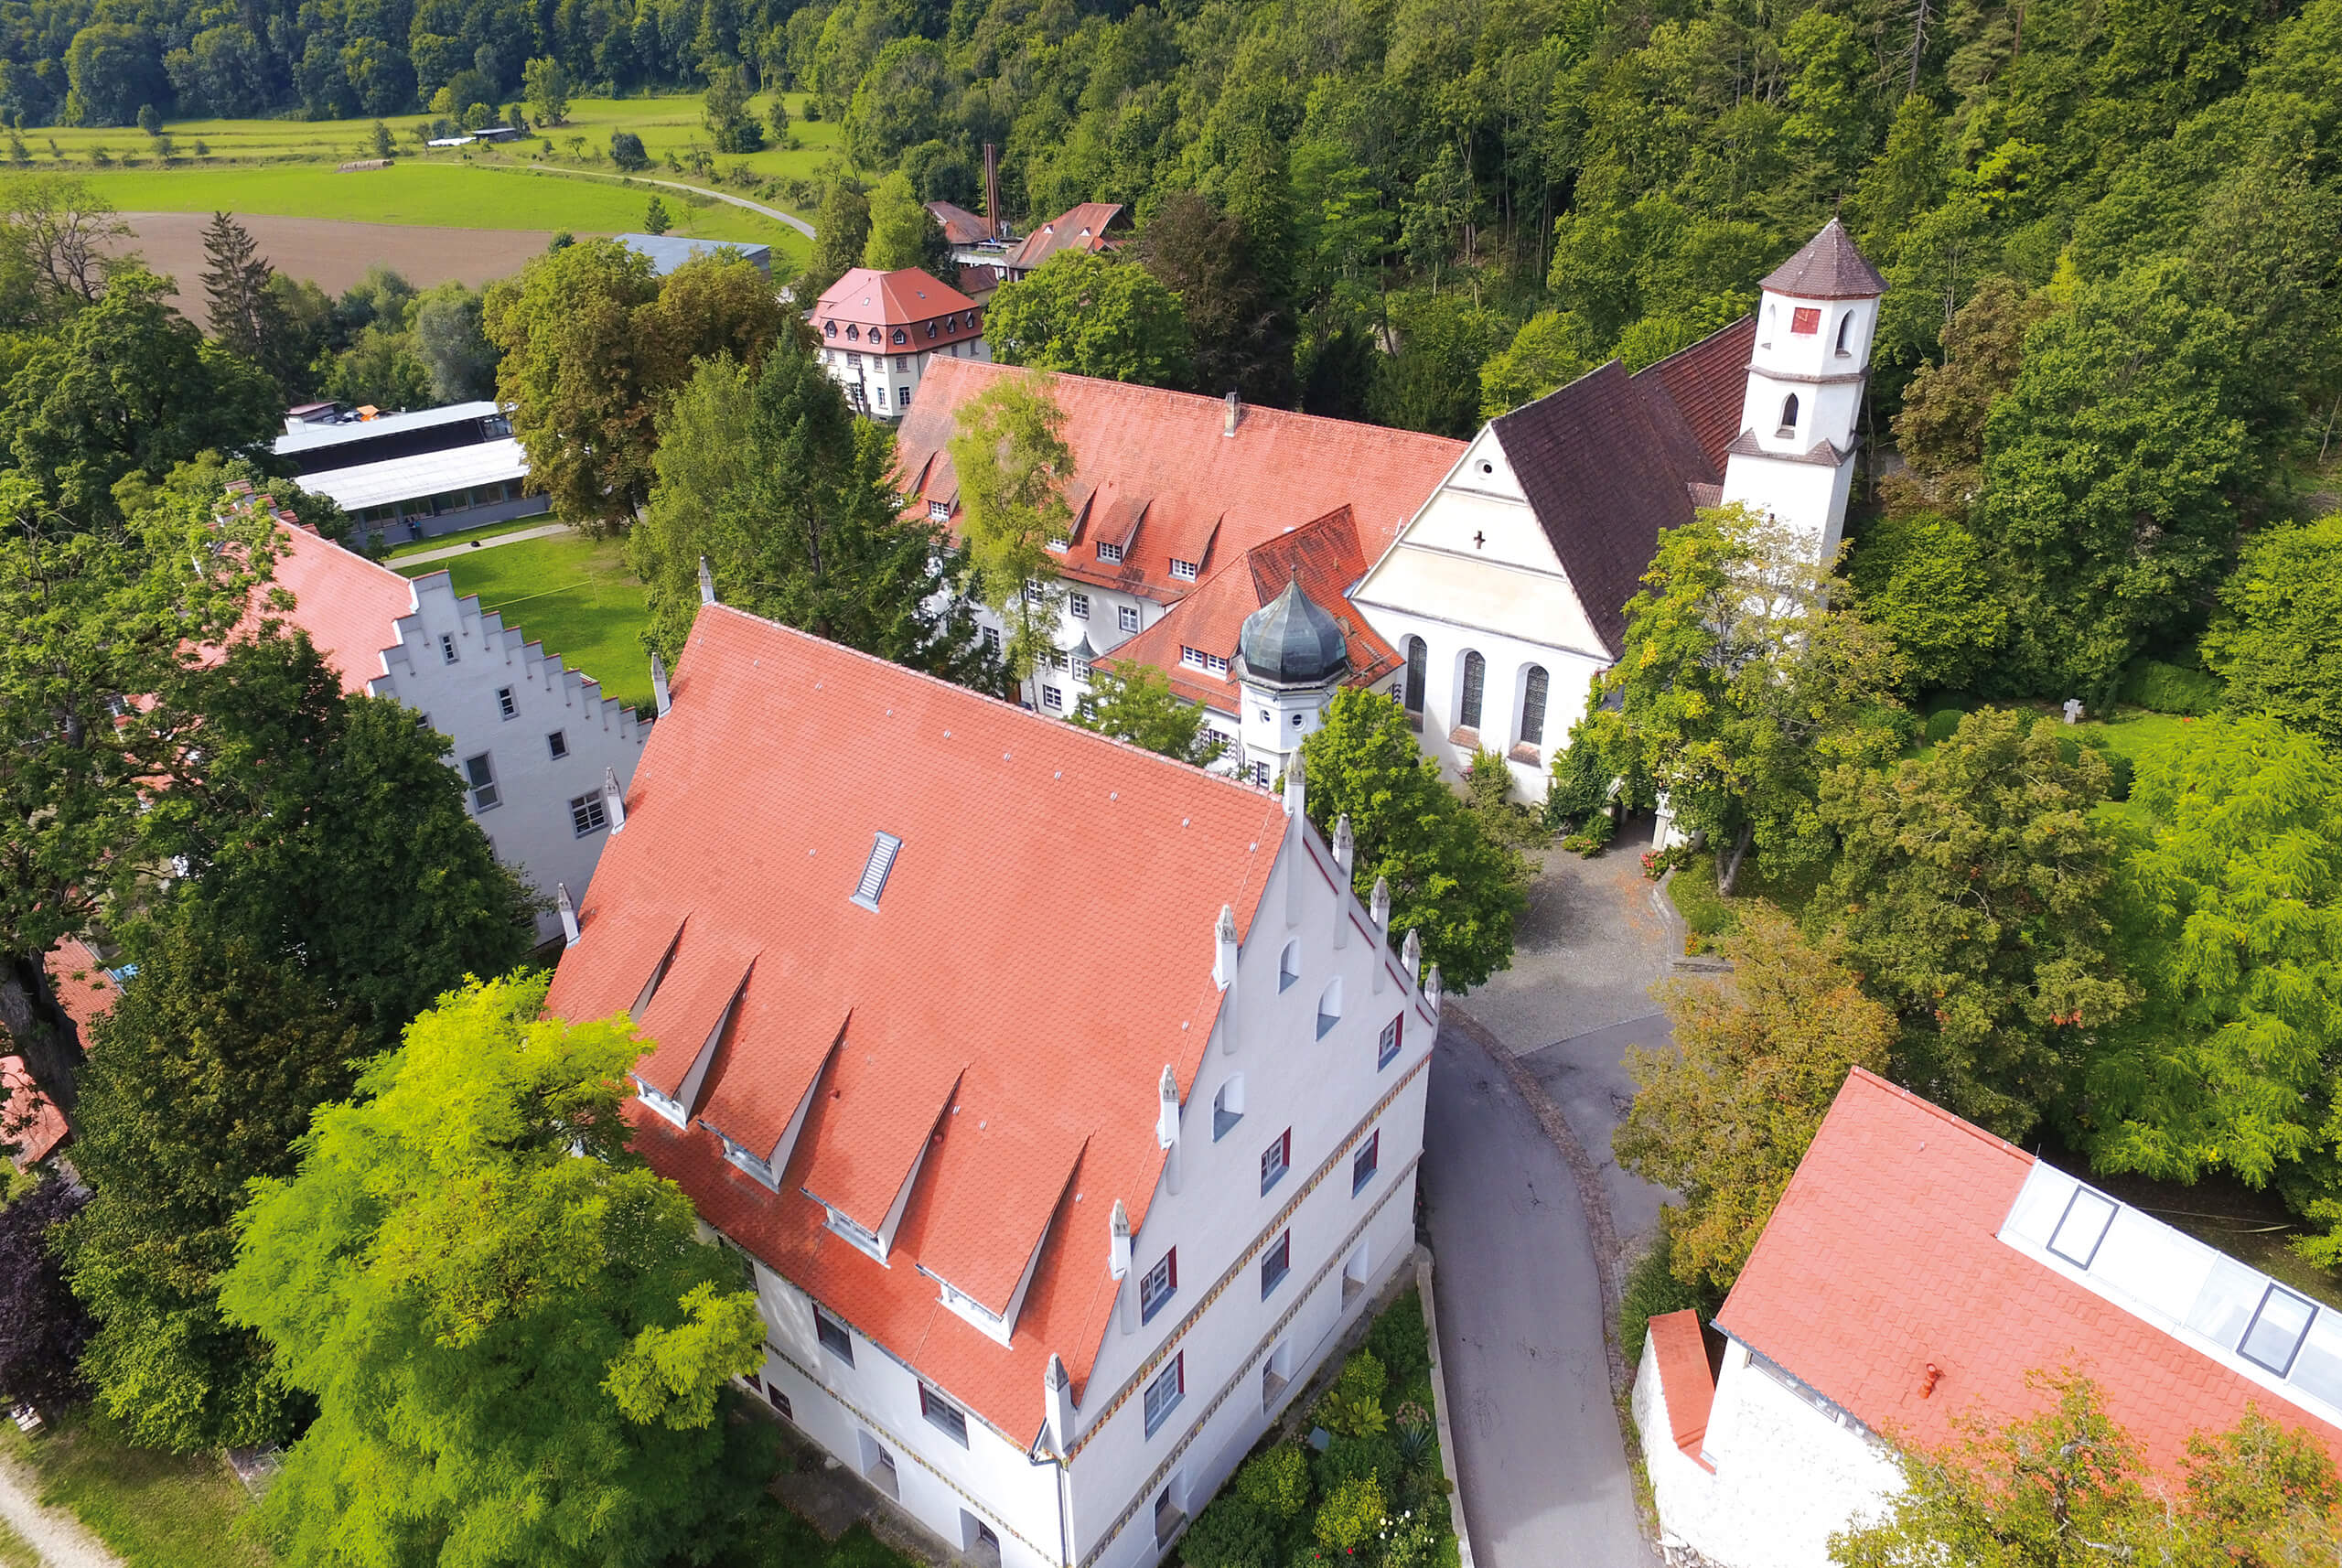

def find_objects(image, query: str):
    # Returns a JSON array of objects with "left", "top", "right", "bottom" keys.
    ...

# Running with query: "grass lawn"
[
  {"left": 0, "top": 1407, "right": 270, "bottom": 1568},
  {"left": 396, "top": 530, "right": 655, "bottom": 713},
  {"left": 1665, "top": 850, "right": 1827, "bottom": 954},
  {"left": 0, "top": 1517, "right": 35, "bottom": 1568},
  {"left": 383, "top": 514, "right": 557, "bottom": 560}
]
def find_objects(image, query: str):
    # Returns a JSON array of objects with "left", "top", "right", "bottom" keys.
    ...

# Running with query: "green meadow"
[
  {"left": 396, "top": 531, "right": 656, "bottom": 714},
  {"left": 20, "top": 91, "right": 828, "bottom": 264}
]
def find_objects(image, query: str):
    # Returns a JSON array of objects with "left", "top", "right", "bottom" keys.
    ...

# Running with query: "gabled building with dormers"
[
  {"left": 894, "top": 364, "right": 1463, "bottom": 727},
  {"left": 543, "top": 601, "right": 1440, "bottom": 1568},
  {"left": 228, "top": 487, "right": 649, "bottom": 946},
  {"left": 813, "top": 266, "right": 992, "bottom": 420}
]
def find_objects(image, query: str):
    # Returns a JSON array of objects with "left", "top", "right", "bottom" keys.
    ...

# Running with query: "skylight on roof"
[{"left": 852, "top": 832, "right": 903, "bottom": 910}]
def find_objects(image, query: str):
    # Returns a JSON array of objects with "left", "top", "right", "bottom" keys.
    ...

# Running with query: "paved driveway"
[{"left": 1423, "top": 1021, "right": 1656, "bottom": 1567}]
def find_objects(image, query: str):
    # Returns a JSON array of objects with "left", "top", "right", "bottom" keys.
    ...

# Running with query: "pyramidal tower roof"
[{"left": 1760, "top": 218, "right": 1887, "bottom": 300}]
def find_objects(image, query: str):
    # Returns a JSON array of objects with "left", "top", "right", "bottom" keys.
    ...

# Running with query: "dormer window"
[
  {"left": 926, "top": 321, "right": 937, "bottom": 338},
  {"left": 929, "top": 499, "right": 950, "bottom": 521},
  {"left": 718, "top": 1132, "right": 778, "bottom": 1190},
  {"left": 1097, "top": 541, "right": 1124, "bottom": 564},
  {"left": 824, "top": 320, "right": 837, "bottom": 338},
  {"left": 1777, "top": 394, "right": 1800, "bottom": 439},
  {"left": 1169, "top": 558, "right": 1199, "bottom": 581},
  {"left": 634, "top": 1076, "right": 687, "bottom": 1128},
  {"left": 892, "top": 328, "right": 908, "bottom": 345},
  {"left": 1181, "top": 646, "right": 1207, "bottom": 669},
  {"left": 846, "top": 324, "right": 860, "bottom": 342},
  {"left": 825, "top": 1206, "right": 886, "bottom": 1262}
]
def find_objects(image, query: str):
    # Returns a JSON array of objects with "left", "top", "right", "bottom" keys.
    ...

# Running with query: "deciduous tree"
[
  {"left": 989, "top": 251, "right": 1193, "bottom": 388},
  {"left": 633, "top": 347, "right": 994, "bottom": 685},
  {"left": 949, "top": 368, "right": 1072, "bottom": 684},
  {"left": 1846, "top": 512, "right": 2008, "bottom": 694},
  {"left": 862, "top": 168, "right": 948, "bottom": 274},
  {"left": 2202, "top": 515, "right": 2342, "bottom": 746},
  {"left": 220, "top": 975, "right": 770, "bottom": 1568},
  {"left": 1816, "top": 707, "right": 2135, "bottom": 1140},
  {"left": 1614, "top": 908, "right": 1893, "bottom": 1290},
  {"left": 1069, "top": 664, "right": 1227, "bottom": 766},
  {"left": 521, "top": 55, "right": 569, "bottom": 125},
  {"left": 1136, "top": 192, "right": 1295, "bottom": 406},
  {"left": 1299, "top": 687, "right": 1527, "bottom": 992}
]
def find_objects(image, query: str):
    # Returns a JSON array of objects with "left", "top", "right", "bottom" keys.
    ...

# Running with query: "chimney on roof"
[
  {"left": 984, "top": 143, "right": 1004, "bottom": 241},
  {"left": 1213, "top": 904, "right": 1238, "bottom": 994},
  {"left": 1223, "top": 389, "right": 1241, "bottom": 437},
  {"left": 1424, "top": 963, "right": 1444, "bottom": 1016},
  {"left": 1044, "top": 1354, "right": 1075, "bottom": 1452},
  {"left": 603, "top": 767, "right": 627, "bottom": 833},
  {"left": 1402, "top": 928, "right": 1422, "bottom": 988},
  {"left": 698, "top": 555, "right": 716, "bottom": 606},
  {"left": 650, "top": 650, "right": 671, "bottom": 718},
  {"left": 557, "top": 882, "right": 581, "bottom": 946}
]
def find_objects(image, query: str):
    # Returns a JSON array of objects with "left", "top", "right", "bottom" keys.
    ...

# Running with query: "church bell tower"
[{"left": 1718, "top": 218, "right": 1886, "bottom": 568}]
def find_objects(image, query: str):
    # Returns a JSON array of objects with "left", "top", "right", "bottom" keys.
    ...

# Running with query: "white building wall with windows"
[
  {"left": 1352, "top": 428, "right": 1606, "bottom": 800},
  {"left": 371, "top": 571, "right": 648, "bottom": 943},
  {"left": 822, "top": 335, "right": 994, "bottom": 420},
  {"left": 974, "top": 575, "right": 1166, "bottom": 721},
  {"left": 707, "top": 777, "right": 1435, "bottom": 1568}
]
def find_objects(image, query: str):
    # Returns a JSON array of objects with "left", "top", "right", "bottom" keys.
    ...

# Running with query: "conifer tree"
[{"left": 199, "top": 209, "right": 295, "bottom": 394}]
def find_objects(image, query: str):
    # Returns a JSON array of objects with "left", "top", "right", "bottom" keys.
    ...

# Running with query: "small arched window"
[
  {"left": 1777, "top": 394, "right": 1799, "bottom": 438},
  {"left": 1520, "top": 665, "right": 1549, "bottom": 746},
  {"left": 892, "top": 328, "right": 907, "bottom": 345},
  {"left": 823, "top": 319, "right": 837, "bottom": 338},
  {"left": 1403, "top": 637, "right": 1427, "bottom": 714},
  {"left": 1316, "top": 977, "right": 1343, "bottom": 1040},
  {"left": 1213, "top": 1075, "right": 1245, "bottom": 1140},
  {"left": 1761, "top": 302, "right": 1776, "bottom": 349},
  {"left": 1459, "top": 650, "right": 1486, "bottom": 731},
  {"left": 1835, "top": 311, "right": 1856, "bottom": 357},
  {"left": 845, "top": 324, "right": 861, "bottom": 342},
  {"left": 1279, "top": 940, "right": 1300, "bottom": 993}
]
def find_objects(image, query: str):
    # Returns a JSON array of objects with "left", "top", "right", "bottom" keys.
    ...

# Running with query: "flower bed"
[{"left": 1178, "top": 1285, "right": 1459, "bottom": 1568}]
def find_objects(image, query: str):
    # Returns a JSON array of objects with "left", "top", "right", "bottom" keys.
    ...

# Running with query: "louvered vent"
[{"left": 851, "top": 832, "right": 903, "bottom": 910}]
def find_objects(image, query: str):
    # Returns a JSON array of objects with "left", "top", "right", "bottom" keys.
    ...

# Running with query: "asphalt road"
[{"left": 1423, "top": 1020, "right": 1656, "bottom": 1568}]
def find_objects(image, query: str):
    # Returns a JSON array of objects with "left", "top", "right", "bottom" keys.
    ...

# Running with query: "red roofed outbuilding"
[
  {"left": 999, "top": 203, "right": 1129, "bottom": 281},
  {"left": 546, "top": 601, "right": 1442, "bottom": 1568},
  {"left": 1637, "top": 1068, "right": 2342, "bottom": 1568}
]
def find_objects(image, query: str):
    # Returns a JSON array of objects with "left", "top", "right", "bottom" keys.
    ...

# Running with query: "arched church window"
[
  {"left": 1459, "top": 651, "right": 1486, "bottom": 731},
  {"left": 1520, "top": 666, "right": 1549, "bottom": 746},
  {"left": 1761, "top": 303, "right": 1775, "bottom": 349},
  {"left": 1777, "top": 394, "right": 1799, "bottom": 438},
  {"left": 1403, "top": 638, "right": 1427, "bottom": 714},
  {"left": 1836, "top": 311, "right": 1857, "bottom": 357}
]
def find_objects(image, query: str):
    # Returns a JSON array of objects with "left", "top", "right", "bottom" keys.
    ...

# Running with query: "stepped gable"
[
  {"left": 896, "top": 360, "right": 1464, "bottom": 609},
  {"left": 1757, "top": 217, "right": 1888, "bottom": 300},
  {"left": 544, "top": 605, "right": 1288, "bottom": 1440},
  {"left": 1719, "top": 1069, "right": 2342, "bottom": 1475}
]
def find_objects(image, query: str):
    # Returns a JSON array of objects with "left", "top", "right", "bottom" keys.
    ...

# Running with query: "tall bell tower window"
[{"left": 1777, "top": 394, "right": 1799, "bottom": 439}]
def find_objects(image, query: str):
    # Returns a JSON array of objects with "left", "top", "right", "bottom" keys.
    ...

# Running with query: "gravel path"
[
  {"left": 0, "top": 1450, "right": 122, "bottom": 1568},
  {"left": 527, "top": 166, "right": 814, "bottom": 239},
  {"left": 392, "top": 521, "right": 568, "bottom": 565}
]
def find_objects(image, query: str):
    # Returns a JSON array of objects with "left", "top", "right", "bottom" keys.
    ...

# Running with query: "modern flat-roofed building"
[
  {"left": 274, "top": 401, "right": 546, "bottom": 543},
  {"left": 545, "top": 601, "right": 1439, "bottom": 1568},
  {"left": 615, "top": 232, "right": 773, "bottom": 278}
]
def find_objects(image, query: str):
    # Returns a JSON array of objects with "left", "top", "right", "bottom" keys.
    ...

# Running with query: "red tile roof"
[
  {"left": 1759, "top": 218, "right": 1887, "bottom": 300},
  {"left": 815, "top": 268, "right": 981, "bottom": 335},
  {"left": 1718, "top": 1069, "right": 2342, "bottom": 1475},
  {"left": 252, "top": 521, "right": 417, "bottom": 696},
  {"left": 1103, "top": 506, "right": 1401, "bottom": 713},
  {"left": 1000, "top": 203, "right": 1128, "bottom": 274},
  {"left": 1639, "top": 315, "right": 1756, "bottom": 475},
  {"left": 1648, "top": 1310, "right": 1716, "bottom": 1471},
  {"left": 926, "top": 200, "right": 994, "bottom": 247},
  {"left": 544, "top": 605, "right": 1290, "bottom": 1440},
  {"left": 897, "top": 360, "right": 1464, "bottom": 608},
  {"left": 7, "top": 939, "right": 123, "bottom": 1165}
]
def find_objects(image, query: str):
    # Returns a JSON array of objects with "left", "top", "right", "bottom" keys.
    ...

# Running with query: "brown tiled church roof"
[{"left": 1759, "top": 218, "right": 1888, "bottom": 299}]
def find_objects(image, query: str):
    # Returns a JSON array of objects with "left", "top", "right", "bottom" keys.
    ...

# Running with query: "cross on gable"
[{"left": 1472, "top": 531, "right": 1485, "bottom": 549}]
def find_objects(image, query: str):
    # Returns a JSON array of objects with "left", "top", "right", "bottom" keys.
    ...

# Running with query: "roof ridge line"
[
  {"left": 926, "top": 360, "right": 1468, "bottom": 448},
  {"left": 693, "top": 603, "right": 1283, "bottom": 806},
  {"left": 1842, "top": 1065, "right": 2032, "bottom": 1164}
]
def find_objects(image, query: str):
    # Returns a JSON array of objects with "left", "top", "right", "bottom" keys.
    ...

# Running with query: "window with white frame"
[
  {"left": 1261, "top": 1230, "right": 1291, "bottom": 1297},
  {"left": 814, "top": 1305, "right": 854, "bottom": 1364},
  {"left": 920, "top": 1385, "right": 970, "bottom": 1445},
  {"left": 1378, "top": 1015, "right": 1402, "bottom": 1069},
  {"left": 1140, "top": 1249, "right": 1177, "bottom": 1323},
  {"left": 983, "top": 627, "right": 1002, "bottom": 654},
  {"left": 1205, "top": 652, "right": 1230, "bottom": 676},
  {"left": 1353, "top": 1130, "right": 1380, "bottom": 1194},
  {"left": 1073, "top": 657, "right": 1092, "bottom": 681},
  {"left": 547, "top": 730, "right": 568, "bottom": 759},
  {"left": 1169, "top": 558, "right": 1199, "bottom": 581},
  {"left": 1144, "top": 1354, "right": 1185, "bottom": 1436},
  {"left": 1097, "top": 541, "right": 1124, "bottom": 564},
  {"left": 1261, "top": 1128, "right": 1291, "bottom": 1195},
  {"left": 1069, "top": 592, "right": 1090, "bottom": 619},
  {"left": 1025, "top": 578, "right": 1044, "bottom": 602},
  {"left": 1118, "top": 604, "right": 1141, "bottom": 633},
  {"left": 1041, "top": 685, "right": 1063, "bottom": 710},
  {"left": 1180, "top": 646, "right": 1207, "bottom": 669},
  {"left": 929, "top": 499, "right": 951, "bottom": 521},
  {"left": 497, "top": 685, "right": 517, "bottom": 719},
  {"left": 570, "top": 792, "right": 607, "bottom": 836},
  {"left": 463, "top": 753, "right": 500, "bottom": 811}
]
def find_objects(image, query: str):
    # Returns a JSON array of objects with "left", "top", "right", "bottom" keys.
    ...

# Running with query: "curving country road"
[{"left": 526, "top": 164, "right": 814, "bottom": 239}]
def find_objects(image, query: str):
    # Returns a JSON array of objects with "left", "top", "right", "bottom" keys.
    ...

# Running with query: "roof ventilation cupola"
[{"left": 1235, "top": 577, "right": 1348, "bottom": 690}]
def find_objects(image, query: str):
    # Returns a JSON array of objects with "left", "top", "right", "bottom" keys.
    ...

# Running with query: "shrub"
[
  {"left": 1923, "top": 705, "right": 1965, "bottom": 744},
  {"left": 1382, "top": 1510, "right": 1443, "bottom": 1568},
  {"left": 1180, "top": 1494, "right": 1277, "bottom": 1568},
  {"left": 609, "top": 129, "right": 649, "bottom": 171},
  {"left": 1618, "top": 1226, "right": 1724, "bottom": 1368},
  {"left": 1236, "top": 1446, "right": 1310, "bottom": 1521},
  {"left": 1366, "top": 1295, "right": 1431, "bottom": 1387},
  {"left": 2074, "top": 733, "right": 2135, "bottom": 801},
  {"left": 1315, "top": 1432, "right": 1400, "bottom": 1500},
  {"left": 1314, "top": 1474, "right": 1385, "bottom": 1553},
  {"left": 2122, "top": 658, "right": 2221, "bottom": 715},
  {"left": 1316, "top": 1350, "right": 1387, "bottom": 1437}
]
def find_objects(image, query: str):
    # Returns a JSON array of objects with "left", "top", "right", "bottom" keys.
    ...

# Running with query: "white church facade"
[{"left": 546, "top": 603, "right": 1441, "bottom": 1568}]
